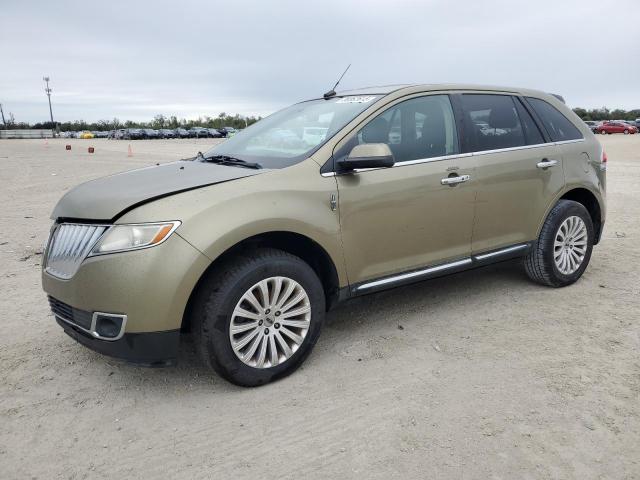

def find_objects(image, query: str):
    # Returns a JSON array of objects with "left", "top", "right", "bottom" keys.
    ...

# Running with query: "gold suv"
[{"left": 42, "top": 84, "right": 606, "bottom": 386}]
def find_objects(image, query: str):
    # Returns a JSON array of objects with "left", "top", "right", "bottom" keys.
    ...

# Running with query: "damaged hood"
[{"left": 52, "top": 161, "right": 266, "bottom": 221}]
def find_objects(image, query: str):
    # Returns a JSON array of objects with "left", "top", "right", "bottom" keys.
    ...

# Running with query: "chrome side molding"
[
  {"left": 474, "top": 243, "right": 529, "bottom": 261},
  {"left": 352, "top": 242, "right": 531, "bottom": 295},
  {"left": 355, "top": 258, "right": 472, "bottom": 292}
]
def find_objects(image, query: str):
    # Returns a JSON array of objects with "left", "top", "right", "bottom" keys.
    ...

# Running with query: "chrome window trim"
[
  {"left": 321, "top": 152, "right": 472, "bottom": 177},
  {"left": 554, "top": 138, "right": 585, "bottom": 145},
  {"left": 470, "top": 142, "right": 550, "bottom": 157},
  {"left": 320, "top": 139, "right": 585, "bottom": 177},
  {"left": 356, "top": 258, "right": 472, "bottom": 292},
  {"left": 55, "top": 310, "right": 127, "bottom": 342}
]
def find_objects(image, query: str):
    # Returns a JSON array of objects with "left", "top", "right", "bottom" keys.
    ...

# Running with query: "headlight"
[{"left": 89, "top": 221, "right": 181, "bottom": 256}]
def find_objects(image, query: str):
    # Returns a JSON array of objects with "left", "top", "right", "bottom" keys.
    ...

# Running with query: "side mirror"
[{"left": 336, "top": 143, "right": 395, "bottom": 172}]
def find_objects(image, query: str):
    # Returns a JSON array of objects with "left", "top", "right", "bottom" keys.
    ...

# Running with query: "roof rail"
[{"left": 550, "top": 93, "right": 565, "bottom": 103}]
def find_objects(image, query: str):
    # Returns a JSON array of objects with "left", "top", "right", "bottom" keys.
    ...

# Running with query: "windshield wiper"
[{"left": 196, "top": 152, "right": 262, "bottom": 169}]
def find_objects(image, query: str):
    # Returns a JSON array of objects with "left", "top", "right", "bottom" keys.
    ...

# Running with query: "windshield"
[{"left": 203, "top": 95, "right": 381, "bottom": 168}]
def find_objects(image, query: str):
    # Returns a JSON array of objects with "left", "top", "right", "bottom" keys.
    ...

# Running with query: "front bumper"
[
  {"left": 57, "top": 317, "right": 180, "bottom": 365},
  {"left": 43, "top": 231, "right": 211, "bottom": 339}
]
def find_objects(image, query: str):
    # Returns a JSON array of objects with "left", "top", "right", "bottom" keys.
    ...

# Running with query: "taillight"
[{"left": 601, "top": 149, "right": 607, "bottom": 163}]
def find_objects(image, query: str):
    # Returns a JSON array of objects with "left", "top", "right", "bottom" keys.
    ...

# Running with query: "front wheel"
[
  {"left": 524, "top": 200, "right": 594, "bottom": 287},
  {"left": 191, "top": 248, "right": 325, "bottom": 386},
  {"left": 624, "top": 129, "right": 629, "bottom": 134}
]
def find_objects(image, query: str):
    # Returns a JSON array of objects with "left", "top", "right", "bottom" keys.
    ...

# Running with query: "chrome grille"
[{"left": 45, "top": 224, "right": 108, "bottom": 279}]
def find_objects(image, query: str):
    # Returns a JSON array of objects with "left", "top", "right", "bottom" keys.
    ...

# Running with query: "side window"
[
  {"left": 349, "top": 95, "right": 459, "bottom": 163},
  {"left": 459, "top": 94, "right": 526, "bottom": 152},
  {"left": 525, "top": 97, "right": 583, "bottom": 141},
  {"left": 514, "top": 98, "right": 545, "bottom": 145}
]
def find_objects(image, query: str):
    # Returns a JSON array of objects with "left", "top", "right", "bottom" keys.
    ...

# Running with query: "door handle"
[
  {"left": 441, "top": 174, "right": 470, "bottom": 186},
  {"left": 537, "top": 159, "right": 558, "bottom": 169}
]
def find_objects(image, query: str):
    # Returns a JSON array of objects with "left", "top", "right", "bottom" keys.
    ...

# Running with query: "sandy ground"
[{"left": 0, "top": 136, "right": 638, "bottom": 479}]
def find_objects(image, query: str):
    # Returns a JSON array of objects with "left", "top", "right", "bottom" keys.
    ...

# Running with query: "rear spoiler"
[{"left": 550, "top": 93, "right": 565, "bottom": 103}]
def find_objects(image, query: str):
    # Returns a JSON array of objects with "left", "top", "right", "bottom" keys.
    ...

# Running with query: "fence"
[{"left": 0, "top": 129, "right": 54, "bottom": 139}]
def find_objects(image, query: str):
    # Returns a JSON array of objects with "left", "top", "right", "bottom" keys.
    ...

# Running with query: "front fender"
[{"left": 118, "top": 159, "right": 347, "bottom": 287}]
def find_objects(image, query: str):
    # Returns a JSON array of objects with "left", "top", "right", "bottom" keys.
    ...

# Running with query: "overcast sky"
[{"left": 2, "top": 0, "right": 639, "bottom": 123}]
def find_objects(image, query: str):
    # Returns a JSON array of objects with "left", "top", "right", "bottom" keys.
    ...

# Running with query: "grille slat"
[
  {"left": 48, "top": 296, "right": 93, "bottom": 330},
  {"left": 45, "top": 224, "right": 108, "bottom": 279}
]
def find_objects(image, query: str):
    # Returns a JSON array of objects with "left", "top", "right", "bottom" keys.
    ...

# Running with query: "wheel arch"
[
  {"left": 538, "top": 187, "right": 603, "bottom": 245},
  {"left": 559, "top": 188, "right": 603, "bottom": 244},
  {"left": 181, "top": 231, "right": 341, "bottom": 332},
  {"left": 536, "top": 187, "right": 604, "bottom": 245}
]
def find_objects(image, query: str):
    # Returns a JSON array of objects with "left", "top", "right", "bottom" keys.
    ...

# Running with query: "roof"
[{"left": 336, "top": 83, "right": 553, "bottom": 99}]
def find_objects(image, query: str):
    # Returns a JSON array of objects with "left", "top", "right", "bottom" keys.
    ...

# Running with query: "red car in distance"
[{"left": 596, "top": 121, "right": 638, "bottom": 135}]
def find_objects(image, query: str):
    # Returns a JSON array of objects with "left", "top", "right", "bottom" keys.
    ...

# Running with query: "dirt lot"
[{"left": 1, "top": 136, "right": 638, "bottom": 479}]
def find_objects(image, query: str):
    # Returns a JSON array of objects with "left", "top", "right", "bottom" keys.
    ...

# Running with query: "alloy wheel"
[
  {"left": 553, "top": 216, "right": 588, "bottom": 275},
  {"left": 229, "top": 277, "right": 311, "bottom": 369}
]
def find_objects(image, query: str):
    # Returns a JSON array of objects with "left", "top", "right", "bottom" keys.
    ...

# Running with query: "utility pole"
[
  {"left": 0, "top": 103, "right": 6, "bottom": 126},
  {"left": 43, "top": 76, "right": 55, "bottom": 127}
]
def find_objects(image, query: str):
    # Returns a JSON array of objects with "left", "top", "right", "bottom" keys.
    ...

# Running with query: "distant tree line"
[
  {"left": 3, "top": 107, "right": 638, "bottom": 130},
  {"left": 1, "top": 112, "right": 262, "bottom": 131},
  {"left": 572, "top": 107, "right": 640, "bottom": 121}
]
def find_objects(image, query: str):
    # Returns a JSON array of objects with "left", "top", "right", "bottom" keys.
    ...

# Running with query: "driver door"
[{"left": 334, "top": 94, "right": 477, "bottom": 287}]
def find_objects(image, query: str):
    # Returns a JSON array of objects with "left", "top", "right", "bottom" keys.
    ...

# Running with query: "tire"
[
  {"left": 190, "top": 248, "right": 325, "bottom": 387},
  {"left": 524, "top": 200, "right": 594, "bottom": 287},
  {"left": 624, "top": 129, "right": 629, "bottom": 135}
]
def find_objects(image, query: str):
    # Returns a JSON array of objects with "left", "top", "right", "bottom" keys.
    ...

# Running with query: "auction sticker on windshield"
[{"left": 336, "top": 96, "right": 377, "bottom": 104}]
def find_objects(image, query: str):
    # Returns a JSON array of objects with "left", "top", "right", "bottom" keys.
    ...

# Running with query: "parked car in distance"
[
  {"left": 189, "top": 127, "right": 210, "bottom": 138},
  {"left": 112, "top": 129, "right": 126, "bottom": 139},
  {"left": 218, "top": 126, "right": 237, "bottom": 137},
  {"left": 141, "top": 129, "right": 159, "bottom": 139},
  {"left": 124, "top": 128, "right": 145, "bottom": 140},
  {"left": 78, "top": 131, "right": 94, "bottom": 139},
  {"left": 42, "top": 84, "right": 606, "bottom": 387},
  {"left": 158, "top": 129, "right": 176, "bottom": 139},
  {"left": 207, "top": 128, "right": 224, "bottom": 138},
  {"left": 174, "top": 128, "right": 190, "bottom": 139},
  {"left": 596, "top": 121, "right": 638, "bottom": 134},
  {"left": 583, "top": 120, "right": 599, "bottom": 133}
]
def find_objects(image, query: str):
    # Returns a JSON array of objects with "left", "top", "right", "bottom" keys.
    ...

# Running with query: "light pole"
[{"left": 43, "top": 76, "right": 55, "bottom": 127}]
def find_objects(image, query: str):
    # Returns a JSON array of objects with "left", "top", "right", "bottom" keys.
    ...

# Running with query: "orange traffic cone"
[{"left": 127, "top": 144, "right": 133, "bottom": 157}]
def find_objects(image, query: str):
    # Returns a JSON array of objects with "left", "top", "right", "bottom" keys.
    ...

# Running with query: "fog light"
[{"left": 91, "top": 312, "right": 127, "bottom": 340}]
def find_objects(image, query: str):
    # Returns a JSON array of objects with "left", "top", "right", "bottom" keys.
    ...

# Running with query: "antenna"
[{"left": 323, "top": 64, "right": 351, "bottom": 99}]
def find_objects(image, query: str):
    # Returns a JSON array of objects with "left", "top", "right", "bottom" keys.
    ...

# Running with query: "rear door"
[
  {"left": 335, "top": 94, "right": 477, "bottom": 285},
  {"left": 456, "top": 93, "right": 565, "bottom": 253}
]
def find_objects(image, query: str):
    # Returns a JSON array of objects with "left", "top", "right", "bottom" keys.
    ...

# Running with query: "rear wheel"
[
  {"left": 191, "top": 248, "right": 325, "bottom": 386},
  {"left": 524, "top": 200, "right": 594, "bottom": 287}
]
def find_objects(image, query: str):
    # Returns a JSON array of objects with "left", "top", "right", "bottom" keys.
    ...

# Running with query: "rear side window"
[
  {"left": 514, "top": 98, "right": 544, "bottom": 145},
  {"left": 525, "top": 97, "right": 583, "bottom": 141},
  {"left": 459, "top": 94, "right": 527, "bottom": 152}
]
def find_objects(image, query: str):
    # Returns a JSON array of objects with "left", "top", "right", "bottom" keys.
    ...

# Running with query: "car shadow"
[{"left": 88, "top": 259, "right": 530, "bottom": 392}]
